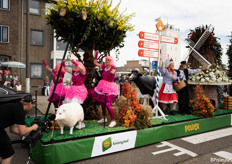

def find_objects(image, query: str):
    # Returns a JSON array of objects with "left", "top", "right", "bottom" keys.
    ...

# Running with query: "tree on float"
[{"left": 45, "top": 0, "right": 134, "bottom": 119}]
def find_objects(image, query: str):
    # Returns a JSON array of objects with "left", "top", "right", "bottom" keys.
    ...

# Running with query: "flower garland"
[
  {"left": 189, "top": 84, "right": 215, "bottom": 117},
  {"left": 119, "top": 82, "right": 150, "bottom": 129}
]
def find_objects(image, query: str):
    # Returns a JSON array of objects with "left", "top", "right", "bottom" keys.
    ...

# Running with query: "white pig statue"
[{"left": 55, "top": 102, "right": 84, "bottom": 135}]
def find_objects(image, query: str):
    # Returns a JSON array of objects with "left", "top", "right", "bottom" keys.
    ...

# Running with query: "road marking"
[
  {"left": 152, "top": 141, "right": 197, "bottom": 157},
  {"left": 214, "top": 151, "right": 232, "bottom": 160},
  {"left": 181, "top": 127, "right": 232, "bottom": 144}
]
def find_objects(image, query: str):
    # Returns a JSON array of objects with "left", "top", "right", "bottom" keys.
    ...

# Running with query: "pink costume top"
[
  {"left": 52, "top": 69, "right": 64, "bottom": 83},
  {"left": 101, "top": 64, "right": 116, "bottom": 82},
  {"left": 71, "top": 70, "right": 86, "bottom": 85}
]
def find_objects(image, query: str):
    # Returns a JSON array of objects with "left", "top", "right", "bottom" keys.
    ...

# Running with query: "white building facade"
[
  {"left": 51, "top": 34, "right": 84, "bottom": 83},
  {"left": 160, "top": 24, "right": 181, "bottom": 69}
]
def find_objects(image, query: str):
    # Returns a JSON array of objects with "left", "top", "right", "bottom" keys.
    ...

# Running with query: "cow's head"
[{"left": 129, "top": 69, "right": 142, "bottom": 81}]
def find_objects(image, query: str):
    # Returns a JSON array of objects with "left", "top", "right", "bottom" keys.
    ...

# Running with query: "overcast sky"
[{"left": 110, "top": 0, "right": 232, "bottom": 67}]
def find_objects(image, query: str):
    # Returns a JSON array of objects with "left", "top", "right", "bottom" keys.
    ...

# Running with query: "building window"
[
  {"left": 45, "top": 2, "right": 52, "bottom": 15},
  {"left": 55, "top": 36, "right": 70, "bottom": 51},
  {"left": 30, "top": 63, "right": 43, "bottom": 78},
  {"left": 56, "top": 39, "right": 67, "bottom": 51},
  {"left": 30, "top": 29, "right": 44, "bottom": 46},
  {"left": 0, "top": 0, "right": 9, "bottom": 10},
  {"left": 30, "top": 0, "right": 40, "bottom": 15},
  {"left": 24, "top": 0, "right": 40, "bottom": 15},
  {"left": 0, "top": 26, "right": 9, "bottom": 43}
]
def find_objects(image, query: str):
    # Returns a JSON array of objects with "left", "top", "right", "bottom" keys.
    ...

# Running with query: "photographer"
[{"left": 0, "top": 95, "right": 38, "bottom": 164}]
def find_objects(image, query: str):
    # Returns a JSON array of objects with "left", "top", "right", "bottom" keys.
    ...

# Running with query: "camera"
[{"left": 23, "top": 114, "right": 56, "bottom": 147}]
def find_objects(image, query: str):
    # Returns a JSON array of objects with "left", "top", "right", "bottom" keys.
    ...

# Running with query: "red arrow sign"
[
  {"left": 139, "top": 31, "right": 178, "bottom": 44},
  {"left": 138, "top": 49, "right": 159, "bottom": 58},
  {"left": 138, "top": 40, "right": 159, "bottom": 50},
  {"left": 139, "top": 31, "right": 159, "bottom": 41},
  {"left": 161, "top": 35, "right": 178, "bottom": 44}
]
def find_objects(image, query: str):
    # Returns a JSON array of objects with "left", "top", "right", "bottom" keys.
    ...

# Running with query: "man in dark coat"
[{"left": 176, "top": 61, "right": 207, "bottom": 115}]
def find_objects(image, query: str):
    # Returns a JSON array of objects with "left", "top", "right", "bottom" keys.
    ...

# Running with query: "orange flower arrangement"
[
  {"left": 189, "top": 84, "right": 215, "bottom": 117},
  {"left": 119, "top": 82, "right": 150, "bottom": 129}
]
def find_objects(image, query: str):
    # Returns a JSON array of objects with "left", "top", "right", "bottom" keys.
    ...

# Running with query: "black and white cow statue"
[{"left": 129, "top": 69, "right": 163, "bottom": 108}]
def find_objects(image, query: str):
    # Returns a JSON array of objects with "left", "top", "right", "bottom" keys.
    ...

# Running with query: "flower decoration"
[
  {"left": 188, "top": 64, "right": 230, "bottom": 83},
  {"left": 189, "top": 84, "right": 215, "bottom": 117},
  {"left": 45, "top": 0, "right": 135, "bottom": 52},
  {"left": 119, "top": 82, "right": 150, "bottom": 129}
]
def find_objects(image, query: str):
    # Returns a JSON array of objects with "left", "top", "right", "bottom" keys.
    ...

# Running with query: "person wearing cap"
[
  {"left": 0, "top": 95, "right": 38, "bottom": 164},
  {"left": 159, "top": 58, "right": 178, "bottom": 115},
  {"left": 176, "top": 61, "right": 207, "bottom": 115}
]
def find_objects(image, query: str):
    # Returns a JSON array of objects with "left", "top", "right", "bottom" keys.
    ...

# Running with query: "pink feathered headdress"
[
  {"left": 74, "top": 61, "right": 86, "bottom": 73},
  {"left": 105, "top": 56, "right": 114, "bottom": 67},
  {"left": 56, "top": 63, "right": 66, "bottom": 75}
]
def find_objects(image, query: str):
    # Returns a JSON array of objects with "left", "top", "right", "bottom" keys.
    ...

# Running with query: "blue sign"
[{"left": 152, "top": 61, "right": 157, "bottom": 69}]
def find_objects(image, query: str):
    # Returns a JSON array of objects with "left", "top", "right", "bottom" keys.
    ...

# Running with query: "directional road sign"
[
  {"left": 138, "top": 49, "right": 159, "bottom": 58},
  {"left": 138, "top": 40, "right": 159, "bottom": 50},
  {"left": 139, "top": 31, "right": 159, "bottom": 42},
  {"left": 139, "top": 31, "right": 178, "bottom": 44}
]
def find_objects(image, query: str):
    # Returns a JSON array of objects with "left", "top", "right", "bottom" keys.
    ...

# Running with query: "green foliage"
[
  {"left": 45, "top": 0, "right": 135, "bottom": 52},
  {"left": 227, "top": 32, "right": 232, "bottom": 77}
]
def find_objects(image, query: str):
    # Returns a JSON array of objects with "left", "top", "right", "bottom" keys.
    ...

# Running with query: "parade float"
[{"left": 26, "top": 1, "right": 232, "bottom": 164}]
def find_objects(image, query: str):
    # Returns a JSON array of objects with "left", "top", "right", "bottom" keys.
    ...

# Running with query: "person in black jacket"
[
  {"left": 0, "top": 95, "right": 38, "bottom": 164},
  {"left": 176, "top": 61, "right": 207, "bottom": 115}
]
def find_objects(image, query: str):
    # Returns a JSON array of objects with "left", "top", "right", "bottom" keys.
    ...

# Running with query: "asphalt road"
[{"left": 8, "top": 124, "right": 232, "bottom": 164}]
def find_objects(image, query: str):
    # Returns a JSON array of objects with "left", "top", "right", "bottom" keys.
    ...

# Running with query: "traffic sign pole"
[{"left": 152, "top": 20, "right": 167, "bottom": 120}]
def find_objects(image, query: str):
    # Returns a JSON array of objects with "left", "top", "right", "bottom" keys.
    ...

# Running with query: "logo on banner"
[
  {"left": 102, "top": 137, "right": 112, "bottom": 152},
  {"left": 185, "top": 123, "right": 200, "bottom": 132},
  {"left": 91, "top": 131, "right": 137, "bottom": 157}
]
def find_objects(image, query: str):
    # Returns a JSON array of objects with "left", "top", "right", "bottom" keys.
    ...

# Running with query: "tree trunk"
[{"left": 82, "top": 50, "right": 99, "bottom": 120}]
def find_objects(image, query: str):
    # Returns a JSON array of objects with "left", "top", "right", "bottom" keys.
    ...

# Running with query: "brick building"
[
  {"left": 0, "top": 0, "right": 52, "bottom": 94},
  {"left": 117, "top": 60, "right": 151, "bottom": 77},
  {"left": 0, "top": 0, "right": 83, "bottom": 95}
]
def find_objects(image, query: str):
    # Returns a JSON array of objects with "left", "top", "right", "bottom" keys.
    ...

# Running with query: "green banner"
[
  {"left": 135, "top": 114, "right": 231, "bottom": 147},
  {"left": 30, "top": 114, "right": 231, "bottom": 163},
  {"left": 31, "top": 137, "right": 95, "bottom": 164}
]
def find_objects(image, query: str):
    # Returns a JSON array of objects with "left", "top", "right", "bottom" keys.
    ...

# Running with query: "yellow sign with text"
[{"left": 185, "top": 123, "right": 200, "bottom": 132}]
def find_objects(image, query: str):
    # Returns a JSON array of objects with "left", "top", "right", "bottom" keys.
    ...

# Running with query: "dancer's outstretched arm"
[
  {"left": 42, "top": 60, "right": 52, "bottom": 72},
  {"left": 93, "top": 50, "right": 101, "bottom": 68},
  {"left": 71, "top": 60, "right": 85, "bottom": 75},
  {"left": 62, "top": 60, "right": 72, "bottom": 74}
]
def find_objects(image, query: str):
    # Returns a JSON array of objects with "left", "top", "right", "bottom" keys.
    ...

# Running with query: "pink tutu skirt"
[
  {"left": 90, "top": 80, "right": 118, "bottom": 103},
  {"left": 48, "top": 83, "right": 66, "bottom": 103},
  {"left": 65, "top": 85, "right": 88, "bottom": 104}
]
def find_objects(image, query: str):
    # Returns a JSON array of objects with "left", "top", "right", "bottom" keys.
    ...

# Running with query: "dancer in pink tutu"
[
  {"left": 42, "top": 60, "right": 66, "bottom": 108},
  {"left": 62, "top": 59, "right": 88, "bottom": 129},
  {"left": 90, "top": 50, "right": 118, "bottom": 128}
]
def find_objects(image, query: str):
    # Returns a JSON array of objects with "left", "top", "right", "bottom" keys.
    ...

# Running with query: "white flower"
[
  {"left": 196, "top": 76, "right": 200, "bottom": 80},
  {"left": 205, "top": 77, "right": 209, "bottom": 82},
  {"left": 215, "top": 70, "right": 220, "bottom": 75},
  {"left": 217, "top": 78, "right": 222, "bottom": 83},
  {"left": 200, "top": 78, "right": 205, "bottom": 83}
]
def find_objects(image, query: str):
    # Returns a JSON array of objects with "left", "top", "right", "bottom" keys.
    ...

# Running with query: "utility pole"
[{"left": 26, "top": 0, "right": 30, "bottom": 93}]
